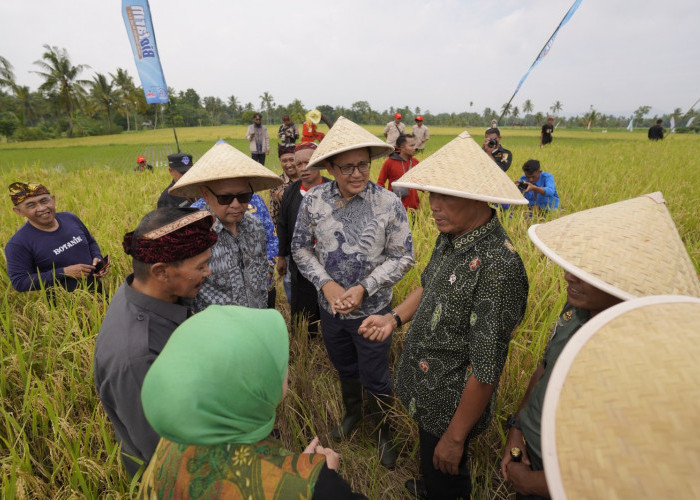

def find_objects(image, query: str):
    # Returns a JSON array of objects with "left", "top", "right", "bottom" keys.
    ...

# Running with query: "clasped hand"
[{"left": 322, "top": 282, "right": 365, "bottom": 315}]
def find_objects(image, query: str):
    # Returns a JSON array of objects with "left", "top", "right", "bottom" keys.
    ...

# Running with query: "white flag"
[
  {"left": 626, "top": 118, "right": 633, "bottom": 132},
  {"left": 670, "top": 117, "right": 676, "bottom": 133}
]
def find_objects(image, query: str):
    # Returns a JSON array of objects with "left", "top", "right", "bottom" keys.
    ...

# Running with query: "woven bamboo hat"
[
  {"left": 170, "top": 140, "right": 282, "bottom": 199},
  {"left": 541, "top": 295, "right": 700, "bottom": 500},
  {"left": 306, "top": 116, "right": 394, "bottom": 171},
  {"left": 528, "top": 192, "right": 700, "bottom": 299},
  {"left": 391, "top": 131, "right": 528, "bottom": 205}
]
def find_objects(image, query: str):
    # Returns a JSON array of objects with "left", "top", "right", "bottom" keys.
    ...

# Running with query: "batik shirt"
[
  {"left": 194, "top": 213, "right": 267, "bottom": 312},
  {"left": 395, "top": 213, "right": 529, "bottom": 439},
  {"left": 291, "top": 181, "right": 414, "bottom": 319}
]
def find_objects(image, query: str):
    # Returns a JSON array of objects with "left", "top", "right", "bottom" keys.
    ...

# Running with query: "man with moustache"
[
  {"left": 359, "top": 132, "right": 530, "bottom": 499},
  {"left": 276, "top": 142, "right": 331, "bottom": 336},
  {"left": 292, "top": 117, "right": 414, "bottom": 468},
  {"left": 94, "top": 207, "right": 218, "bottom": 476},
  {"left": 6, "top": 181, "right": 107, "bottom": 292},
  {"left": 168, "top": 140, "right": 283, "bottom": 311},
  {"left": 501, "top": 193, "right": 700, "bottom": 500}
]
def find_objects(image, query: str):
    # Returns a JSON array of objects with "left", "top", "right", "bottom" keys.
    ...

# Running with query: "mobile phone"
[{"left": 94, "top": 255, "right": 110, "bottom": 273}]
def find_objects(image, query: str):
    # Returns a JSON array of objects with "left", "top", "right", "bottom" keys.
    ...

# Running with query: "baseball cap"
[{"left": 394, "top": 113, "right": 402, "bottom": 119}]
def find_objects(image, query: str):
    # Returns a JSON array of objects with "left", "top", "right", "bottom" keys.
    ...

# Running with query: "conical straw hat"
[
  {"left": 541, "top": 295, "right": 700, "bottom": 500},
  {"left": 307, "top": 116, "right": 394, "bottom": 171},
  {"left": 170, "top": 141, "right": 282, "bottom": 199},
  {"left": 305, "top": 109, "right": 322, "bottom": 125},
  {"left": 391, "top": 131, "right": 528, "bottom": 205},
  {"left": 528, "top": 192, "right": 700, "bottom": 299}
]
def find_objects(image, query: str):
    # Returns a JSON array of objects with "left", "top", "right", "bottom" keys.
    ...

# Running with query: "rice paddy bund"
[{"left": 1, "top": 126, "right": 698, "bottom": 499}]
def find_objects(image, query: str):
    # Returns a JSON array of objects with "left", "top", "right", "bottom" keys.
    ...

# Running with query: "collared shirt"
[
  {"left": 93, "top": 274, "right": 191, "bottom": 476},
  {"left": 520, "top": 171, "right": 560, "bottom": 210},
  {"left": 277, "top": 123, "right": 299, "bottom": 147},
  {"left": 519, "top": 304, "right": 590, "bottom": 460},
  {"left": 194, "top": 212, "right": 267, "bottom": 311},
  {"left": 383, "top": 121, "right": 407, "bottom": 147},
  {"left": 411, "top": 124, "right": 430, "bottom": 149},
  {"left": 291, "top": 181, "right": 414, "bottom": 319},
  {"left": 395, "top": 213, "right": 529, "bottom": 439}
]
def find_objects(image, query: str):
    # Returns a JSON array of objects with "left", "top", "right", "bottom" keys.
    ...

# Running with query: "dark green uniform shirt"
[
  {"left": 519, "top": 304, "right": 590, "bottom": 460},
  {"left": 396, "top": 212, "right": 529, "bottom": 439}
]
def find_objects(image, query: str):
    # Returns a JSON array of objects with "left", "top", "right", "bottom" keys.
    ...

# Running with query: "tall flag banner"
[
  {"left": 626, "top": 118, "right": 633, "bottom": 132},
  {"left": 687, "top": 116, "right": 696, "bottom": 127},
  {"left": 498, "top": 0, "right": 583, "bottom": 122},
  {"left": 122, "top": 0, "right": 169, "bottom": 104},
  {"left": 670, "top": 116, "right": 676, "bottom": 133}
]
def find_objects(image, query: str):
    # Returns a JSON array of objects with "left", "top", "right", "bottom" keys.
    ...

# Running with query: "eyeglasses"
[
  {"left": 205, "top": 186, "right": 253, "bottom": 205},
  {"left": 331, "top": 160, "right": 371, "bottom": 176}
]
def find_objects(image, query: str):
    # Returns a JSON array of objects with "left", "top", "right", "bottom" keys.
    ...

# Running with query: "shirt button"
[{"left": 137, "top": 313, "right": 145, "bottom": 321}]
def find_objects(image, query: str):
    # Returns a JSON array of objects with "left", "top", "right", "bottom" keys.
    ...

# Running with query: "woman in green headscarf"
[{"left": 138, "top": 305, "right": 365, "bottom": 500}]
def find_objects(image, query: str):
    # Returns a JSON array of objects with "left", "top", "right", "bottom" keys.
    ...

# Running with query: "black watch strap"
[
  {"left": 506, "top": 413, "right": 521, "bottom": 430},
  {"left": 390, "top": 310, "right": 402, "bottom": 329}
]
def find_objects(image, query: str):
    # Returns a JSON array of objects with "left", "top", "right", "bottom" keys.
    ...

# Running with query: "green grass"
[{"left": 0, "top": 126, "right": 698, "bottom": 498}]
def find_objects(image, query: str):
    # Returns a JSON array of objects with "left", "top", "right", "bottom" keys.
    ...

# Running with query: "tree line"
[{"left": 1, "top": 46, "right": 698, "bottom": 142}]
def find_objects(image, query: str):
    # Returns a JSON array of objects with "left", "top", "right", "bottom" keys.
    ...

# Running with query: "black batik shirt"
[{"left": 395, "top": 212, "right": 529, "bottom": 439}]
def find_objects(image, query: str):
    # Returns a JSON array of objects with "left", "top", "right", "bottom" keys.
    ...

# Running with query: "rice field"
[{"left": 1, "top": 125, "right": 698, "bottom": 499}]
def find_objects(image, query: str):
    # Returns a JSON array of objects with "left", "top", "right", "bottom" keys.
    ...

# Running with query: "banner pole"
[{"left": 167, "top": 102, "right": 180, "bottom": 153}]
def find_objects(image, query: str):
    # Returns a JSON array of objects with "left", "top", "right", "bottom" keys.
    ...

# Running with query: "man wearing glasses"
[
  {"left": 292, "top": 117, "right": 414, "bottom": 468},
  {"left": 168, "top": 141, "right": 283, "bottom": 312}
]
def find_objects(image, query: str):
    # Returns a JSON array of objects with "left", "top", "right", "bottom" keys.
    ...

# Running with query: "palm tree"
[
  {"left": 90, "top": 73, "right": 119, "bottom": 133},
  {"left": 501, "top": 102, "right": 512, "bottom": 120},
  {"left": 110, "top": 68, "right": 138, "bottom": 131},
  {"left": 0, "top": 55, "right": 15, "bottom": 90},
  {"left": 259, "top": 91, "right": 275, "bottom": 124},
  {"left": 523, "top": 99, "right": 534, "bottom": 114},
  {"left": 13, "top": 85, "right": 36, "bottom": 126},
  {"left": 32, "top": 45, "right": 90, "bottom": 138},
  {"left": 228, "top": 95, "right": 241, "bottom": 119},
  {"left": 550, "top": 100, "right": 563, "bottom": 115},
  {"left": 511, "top": 106, "right": 520, "bottom": 122}
]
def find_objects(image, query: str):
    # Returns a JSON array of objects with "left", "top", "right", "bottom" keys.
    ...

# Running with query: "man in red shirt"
[{"left": 377, "top": 134, "right": 420, "bottom": 211}]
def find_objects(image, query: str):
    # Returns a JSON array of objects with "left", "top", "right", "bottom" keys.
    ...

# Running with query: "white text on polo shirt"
[{"left": 53, "top": 236, "right": 83, "bottom": 255}]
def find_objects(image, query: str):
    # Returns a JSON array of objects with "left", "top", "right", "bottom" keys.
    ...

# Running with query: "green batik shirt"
[
  {"left": 396, "top": 212, "right": 529, "bottom": 439},
  {"left": 519, "top": 303, "right": 590, "bottom": 460}
]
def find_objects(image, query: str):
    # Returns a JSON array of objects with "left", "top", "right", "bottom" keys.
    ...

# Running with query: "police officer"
[
  {"left": 157, "top": 153, "right": 195, "bottom": 208},
  {"left": 482, "top": 127, "right": 512, "bottom": 172}
]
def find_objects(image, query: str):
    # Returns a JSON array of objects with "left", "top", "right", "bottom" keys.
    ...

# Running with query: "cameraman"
[
  {"left": 516, "top": 159, "right": 560, "bottom": 212},
  {"left": 483, "top": 128, "right": 512, "bottom": 172}
]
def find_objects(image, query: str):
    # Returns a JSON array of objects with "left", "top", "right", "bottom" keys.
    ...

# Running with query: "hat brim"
[{"left": 392, "top": 181, "right": 529, "bottom": 205}]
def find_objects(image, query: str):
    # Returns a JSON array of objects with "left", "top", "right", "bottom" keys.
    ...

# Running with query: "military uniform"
[{"left": 94, "top": 274, "right": 191, "bottom": 476}]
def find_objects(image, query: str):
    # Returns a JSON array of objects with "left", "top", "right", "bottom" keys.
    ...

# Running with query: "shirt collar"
[
  {"left": 447, "top": 210, "right": 499, "bottom": 250},
  {"left": 329, "top": 180, "right": 371, "bottom": 201},
  {"left": 124, "top": 274, "right": 190, "bottom": 324}
]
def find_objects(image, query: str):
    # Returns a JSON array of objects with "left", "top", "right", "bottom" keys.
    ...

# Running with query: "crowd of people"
[{"left": 5, "top": 113, "right": 698, "bottom": 500}]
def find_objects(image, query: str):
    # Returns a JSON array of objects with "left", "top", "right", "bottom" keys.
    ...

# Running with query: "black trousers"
[
  {"left": 289, "top": 263, "right": 320, "bottom": 334},
  {"left": 251, "top": 153, "right": 266, "bottom": 165},
  {"left": 419, "top": 427, "right": 471, "bottom": 500}
]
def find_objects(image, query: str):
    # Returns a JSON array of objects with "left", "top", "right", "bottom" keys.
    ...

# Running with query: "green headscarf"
[{"left": 141, "top": 305, "right": 289, "bottom": 445}]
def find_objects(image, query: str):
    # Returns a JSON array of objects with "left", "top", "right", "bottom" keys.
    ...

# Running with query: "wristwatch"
[
  {"left": 506, "top": 413, "right": 521, "bottom": 430},
  {"left": 390, "top": 310, "right": 402, "bottom": 329}
]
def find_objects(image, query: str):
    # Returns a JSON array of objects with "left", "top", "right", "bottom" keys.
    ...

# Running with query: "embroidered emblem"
[
  {"left": 449, "top": 274, "right": 456, "bottom": 284},
  {"left": 505, "top": 240, "right": 515, "bottom": 253},
  {"left": 431, "top": 303, "right": 442, "bottom": 331},
  {"left": 181, "top": 155, "right": 191, "bottom": 165},
  {"left": 470, "top": 312, "right": 477, "bottom": 326},
  {"left": 419, "top": 360, "right": 429, "bottom": 373},
  {"left": 469, "top": 257, "right": 482, "bottom": 271},
  {"left": 563, "top": 310, "right": 573, "bottom": 322}
]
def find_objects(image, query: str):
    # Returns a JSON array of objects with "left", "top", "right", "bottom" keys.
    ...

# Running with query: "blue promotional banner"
[
  {"left": 513, "top": 0, "right": 583, "bottom": 96},
  {"left": 122, "top": 0, "right": 169, "bottom": 104}
]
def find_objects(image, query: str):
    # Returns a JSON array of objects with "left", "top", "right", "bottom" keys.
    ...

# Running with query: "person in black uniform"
[
  {"left": 648, "top": 119, "right": 664, "bottom": 140},
  {"left": 540, "top": 117, "right": 554, "bottom": 147},
  {"left": 157, "top": 153, "right": 195, "bottom": 208},
  {"left": 482, "top": 127, "right": 513, "bottom": 172}
]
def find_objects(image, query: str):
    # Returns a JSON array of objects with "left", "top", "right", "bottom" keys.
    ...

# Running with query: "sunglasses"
[{"left": 205, "top": 186, "right": 253, "bottom": 205}]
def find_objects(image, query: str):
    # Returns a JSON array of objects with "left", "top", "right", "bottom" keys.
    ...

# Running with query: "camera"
[
  {"left": 487, "top": 138, "right": 499, "bottom": 148},
  {"left": 517, "top": 181, "right": 528, "bottom": 192}
]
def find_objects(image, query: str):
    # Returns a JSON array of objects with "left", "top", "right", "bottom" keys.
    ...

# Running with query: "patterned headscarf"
[
  {"left": 122, "top": 210, "right": 218, "bottom": 263},
  {"left": 9, "top": 182, "right": 50, "bottom": 206},
  {"left": 295, "top": 142, "right": 318, "bottom": 153},
  {"left": 277, "top": 144, "right": 296, "bottom": 157},
  {"left": 141, "top": 305, "right": 289, "bottom": 445}
]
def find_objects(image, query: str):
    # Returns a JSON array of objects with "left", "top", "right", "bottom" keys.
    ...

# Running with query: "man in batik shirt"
[{"left": 292, "top": 117, "right": 414, "bottom": 468}]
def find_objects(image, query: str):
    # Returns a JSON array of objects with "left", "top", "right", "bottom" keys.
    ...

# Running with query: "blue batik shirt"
[{"left": 291, "top": 181, "right": 414, "bottom": 319}]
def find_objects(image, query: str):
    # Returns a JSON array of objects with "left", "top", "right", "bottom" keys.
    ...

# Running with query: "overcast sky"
[{"left": 2, "top": 0, "right": 698, "bottom": 117}]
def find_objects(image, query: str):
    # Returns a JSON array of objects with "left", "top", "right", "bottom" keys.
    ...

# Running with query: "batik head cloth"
[
  {"left": 9, "top": 182, "right": 50, "bottom": 206},
  {"left": 277, "top": 144, "right": 296, "bottom": 157},
  {"left": 122, "top": 209, "right": 218, "bottom": 263}
]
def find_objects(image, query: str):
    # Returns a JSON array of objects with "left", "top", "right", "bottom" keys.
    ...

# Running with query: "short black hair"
[
  {"left": 656, "top": 119, "right": 663, "bottom": 125},
  {"left": 485, "top": 127, "right": 501, "bottom": 137},
  {"left": 131, "top": 207, "right": 198, "bottom": 279},
  {"left": 522, "top": 159, "right": 541, "bottom": 174},
  {"left": 253, "top": 113, "right": 262, "bottom": 120},
  {"left": 396, "top": 134, "right": 414, "bottom": 149}
]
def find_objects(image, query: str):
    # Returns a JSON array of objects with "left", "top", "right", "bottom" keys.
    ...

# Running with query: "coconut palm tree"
[
  {"left": 110, "top": 68, "right": 138, "bottom": 131},
  {"left": 0, "top": 55, "right": 15, "bottom": 90},
  {"left": 550, "top": 100, "right": 563, "bottom": 115},
  {"left": 259, "top": 91, "right": 275, "bottom": 124},
  {"left": 523, "top": 99, "right": 534, "bottom": 114},
  {"left": 32, "top": 45, "right": 90, "bottom": 137},
  {"left": 90, "top": 73, "right": 119, "bottom": 133}
]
